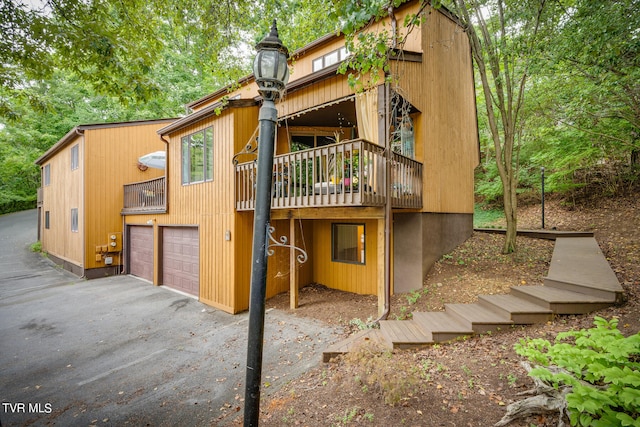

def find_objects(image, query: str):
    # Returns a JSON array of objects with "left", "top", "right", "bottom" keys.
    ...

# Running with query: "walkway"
[{"left": 323, "top": 232, "right": 624, "bottom": 362}]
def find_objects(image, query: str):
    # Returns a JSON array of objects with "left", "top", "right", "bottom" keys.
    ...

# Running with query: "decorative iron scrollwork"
[
  {"left": 232, "top": 138, "right": 259, "bottom": 165},
  {"left": 266, "top": 225, "right": 308, "bottom": 264}
]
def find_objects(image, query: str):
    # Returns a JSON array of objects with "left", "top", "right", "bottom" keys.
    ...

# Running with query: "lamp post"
[
  {"left": 541, "top": 167, "right": 545, "bottom": 229},
  {"left": 244, "top": 20, "right": 289, "bottom": 427}
]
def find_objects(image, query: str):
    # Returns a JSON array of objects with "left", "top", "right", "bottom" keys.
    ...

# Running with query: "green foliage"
[
  {"left": 473, "top": 203, "right": 504, "bottom": 228},
  {"left": 515, "top": 317, "right": 640, "bottom": 426}
]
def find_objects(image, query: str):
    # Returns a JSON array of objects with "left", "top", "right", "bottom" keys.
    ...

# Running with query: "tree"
[{"left": 447, "top": 0, "right": 560, "bottom": 253}]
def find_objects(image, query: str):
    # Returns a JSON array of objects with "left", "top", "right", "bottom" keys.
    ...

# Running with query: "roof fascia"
[
  {"left": 158, "top": 99, "right": 258, "bottom": 136},
  {"left": 34, "top": 118, "right": 176, "bottom": 165}
]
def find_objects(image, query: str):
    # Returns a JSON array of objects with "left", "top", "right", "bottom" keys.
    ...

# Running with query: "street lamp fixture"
[
  {"left": 244, "top": 19, "right": 289, "bottom": 427},
  {"left": 253, "top": 20, "right": 289, "bottom": 101}
]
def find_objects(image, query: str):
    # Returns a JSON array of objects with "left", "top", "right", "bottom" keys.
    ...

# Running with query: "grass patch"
[{"left": 474, "top": 204, "right": 504, "bottom": 228}]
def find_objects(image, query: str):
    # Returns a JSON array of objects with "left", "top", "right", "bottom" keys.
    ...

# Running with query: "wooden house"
[
  {"left": 121, "top": 1, "right": 479, "bottom": 315},
  {"left": 35, "top": 119, "right": 175, "bottom": 278}
]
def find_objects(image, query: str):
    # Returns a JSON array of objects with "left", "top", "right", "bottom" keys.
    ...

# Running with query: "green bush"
[{"left": 515, "top": 317, "right": 640, "bottom": 426}]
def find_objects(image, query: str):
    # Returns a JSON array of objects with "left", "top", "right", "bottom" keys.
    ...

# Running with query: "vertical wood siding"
[
  {"left": 310, "top": 219, "right": 378, "bottom": 295},
  {"left": 396, "top": 6, "right": 479, "bottom": 214},
  {"left": 84, "top": 124, "right": 166, "bottom": 270},
  {"left": 40, "top": 135, "right": 84, "bottom": 267}
]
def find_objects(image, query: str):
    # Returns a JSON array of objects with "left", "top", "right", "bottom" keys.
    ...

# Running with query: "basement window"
[{"left": 332, "top": 223, "right": 365, "bottom": 265}]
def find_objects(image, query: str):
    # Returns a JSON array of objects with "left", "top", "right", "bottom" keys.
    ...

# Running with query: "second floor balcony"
[
  {"left": 122, "top": 176, "right": 166, "bottom": 215},
  {"left": 235, "top": 139, "right": 422, "bottom": 211}
]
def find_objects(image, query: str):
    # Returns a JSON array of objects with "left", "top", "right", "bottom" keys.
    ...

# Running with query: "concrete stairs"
[{"left": 323, "top": 236, "right": 624, "bottom": 361}]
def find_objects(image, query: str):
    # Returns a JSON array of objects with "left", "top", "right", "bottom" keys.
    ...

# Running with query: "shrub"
[{"left": 515, "top": 317, "right": 640, "bottom": 426}]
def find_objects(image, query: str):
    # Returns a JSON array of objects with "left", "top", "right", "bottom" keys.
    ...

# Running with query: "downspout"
[
  {"left": 160, "top": 134, "right": 170, "bottom": 213},
  {"left": 375, "top": 80, "right": 392, "bottom": 323},
  {"left": 76, "top": 128, "right": 86, "bottom": 278}
]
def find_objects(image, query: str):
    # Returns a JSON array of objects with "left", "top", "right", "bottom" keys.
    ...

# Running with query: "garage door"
[
  {"left": 162, "top": 227, "right": 199, "bottom": 297},
  {"left": 129, "top": 226, "right": 154, "bottom": 282}
]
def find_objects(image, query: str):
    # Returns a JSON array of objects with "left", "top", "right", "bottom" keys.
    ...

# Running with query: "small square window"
[
  {"left": 332, "top": 223, "right": 365, "bottom": 264},
  {"left": 312, "top": 57, "right": 323, "bottom": 72}
]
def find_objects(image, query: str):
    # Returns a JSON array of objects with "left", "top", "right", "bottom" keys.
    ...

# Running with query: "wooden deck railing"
[
  {"left": 235, "top": 139, "right": 422, "bottom": 211},
  {"left": 122, "top": 176, "right": 166, "bottom": 214}
]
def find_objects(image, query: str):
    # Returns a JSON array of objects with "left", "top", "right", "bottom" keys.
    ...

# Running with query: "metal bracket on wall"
[
  {"left": 266, "top": 225, "right": 308, "bottom": 264},
  {"left": 232, "top": 126, "right": 259, "bottom": 165}
]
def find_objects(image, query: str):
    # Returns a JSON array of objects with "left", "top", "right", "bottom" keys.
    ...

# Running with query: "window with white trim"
[{"left": 312, "top": 47, "right": 349, "bottom": 72}]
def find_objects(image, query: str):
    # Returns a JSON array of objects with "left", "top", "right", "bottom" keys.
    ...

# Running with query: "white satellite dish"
[{"left": 138, "top": 151, "right": 166, "bottom": 169}]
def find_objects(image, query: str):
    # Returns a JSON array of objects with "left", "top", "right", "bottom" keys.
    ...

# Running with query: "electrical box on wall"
[{"left": 107, "top": 232, "right": 122, "bottom": 252}]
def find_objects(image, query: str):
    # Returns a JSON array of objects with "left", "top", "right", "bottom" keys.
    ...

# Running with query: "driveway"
[{"left": 0, "top": 210, "right": 342, "bottom": 426}]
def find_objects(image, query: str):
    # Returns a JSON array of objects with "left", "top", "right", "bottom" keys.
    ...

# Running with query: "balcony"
[
  {"left": 235, "top": 139, "right": 422, "bottom": 211},
  {"left": 122, "top": 176, "right": 166, "bottom": 214}
]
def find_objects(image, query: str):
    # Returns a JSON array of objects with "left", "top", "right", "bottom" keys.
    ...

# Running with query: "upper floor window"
[
  {"left": 71, "top": 145, "right": 79, "bottom": 170},
  {"left": 182, "top": 127, "right": 213, "bottom": 185},
  {"left": 43, "top": 164, "right": 50, "bottom": 186},
  {"left": 312, "top": 47, "right": 349, "bottom": 73}
]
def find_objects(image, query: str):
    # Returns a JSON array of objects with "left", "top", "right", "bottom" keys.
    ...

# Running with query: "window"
[
  {"left": 312, "top": 47, "right": 349, "bottom": 72},
  {"left": 45, "top": 211, "right": 50, "bottom": 229},
  {"left": 70, "top": 144, "right": 79, "bottom": 170},
  {"left": 43, "top": 164, "right": 50, "bottom": 186},
  {"left": 332, "top": 223, "right": 365, "bottom": 264},
  {"left": 181, "top": 127, "right": 213, "bottom": 184},
  {"left": 71, "top": 208, "right": 78, "bottom": 232}
]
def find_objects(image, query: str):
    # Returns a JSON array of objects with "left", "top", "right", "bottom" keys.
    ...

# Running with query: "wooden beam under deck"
[{"left": 270, "top": 206, "right": 385, "bottom": 220}]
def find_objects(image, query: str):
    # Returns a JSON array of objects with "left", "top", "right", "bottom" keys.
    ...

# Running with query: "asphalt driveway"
[{"left": 0, "top": 210, "right": 342, "bottom": 426}]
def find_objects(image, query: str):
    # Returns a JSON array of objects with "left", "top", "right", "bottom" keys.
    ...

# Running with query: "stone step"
[
  {"left": 445, "top": 303, "right": 514, "bottom": 335},
  {"left": 412, "top": 311, "right": 474, "bottom": 343},
  {"left": 478, "top": 294, "right": 553, "bottom": 324},
  {"left": 379, "top": 319, "right": 433, "bottom": 349},
  {"left": 510, "top": 285, "right": 614, "bottom": 314}
]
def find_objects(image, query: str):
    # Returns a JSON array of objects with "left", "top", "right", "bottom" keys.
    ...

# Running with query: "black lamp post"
[
  {"left": 541, "top": 167, "right": 545, "bottom": 229},
  {"left": 244, "top": 20, "right": 289, "bottom": 427}
]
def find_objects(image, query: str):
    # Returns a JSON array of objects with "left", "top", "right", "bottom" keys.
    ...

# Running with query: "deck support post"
[
  {"left": 289, "top": 217, "right": 298, "bottom": 309},
  {"left": 377, "top": 217, "right": 386, "bottom": 317}
]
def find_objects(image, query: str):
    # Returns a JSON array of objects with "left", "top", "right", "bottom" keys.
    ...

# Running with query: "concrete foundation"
[{"left": 393, "top": 212, "right": 473, "bottom": 293}]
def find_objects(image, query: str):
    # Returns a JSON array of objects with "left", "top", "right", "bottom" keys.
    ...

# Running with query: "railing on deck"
[
  {"left": 122, "top": 176, "right": 166, "bottom": 214},
  {"left": 235, "top": 138, "right": 422, "bottom": 211}
]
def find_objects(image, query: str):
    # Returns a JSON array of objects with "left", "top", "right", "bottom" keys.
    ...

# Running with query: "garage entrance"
[
  {"left": 162, "top": 227, "right": 199, "bottom": 297},
  {"left": 128, "top": 225, "right": 154, "bottom": 282}
]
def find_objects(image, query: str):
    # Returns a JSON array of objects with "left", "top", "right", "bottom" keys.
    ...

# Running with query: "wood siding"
[
  {"left": 39, "top": 135, "right": 84, "bottom": 268},
  {"left": 396, "top": 5, "right": 479, "bottom": 214},
  {"left": 311, "top": 219, "right": 379, "bottom": 295},
  {"left": 125, "top": 105, "right": 262, "bottom": 313},
  {"left": 83, "top": 124, "right": 167, "bottom": 270}
]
